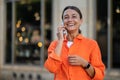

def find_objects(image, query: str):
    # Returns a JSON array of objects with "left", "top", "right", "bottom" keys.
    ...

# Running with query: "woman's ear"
[
  {"left": 80, "top": 19, "right": 83, "bottom": 24},
  {"left": 78, "top": 19, "right": 83, "bottom": 27}
]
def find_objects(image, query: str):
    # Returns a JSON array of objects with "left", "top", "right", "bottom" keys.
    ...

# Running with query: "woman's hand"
[
  {"left": 68, "top": 55, "right": 88, "bottom": 67},
  {"left": 68, "top": 55, "right": 95, "bottom": 78},
  {"left": 55, "top": 25, "right": 67, "bottom": 56},
  {"left": 57, "top": 26, "right": 66, "bottom": 41}
]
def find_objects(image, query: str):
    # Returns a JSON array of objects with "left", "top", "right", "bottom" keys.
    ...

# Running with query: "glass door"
[
  {"left": 96, "top": 0, "right": 108, "bottom": 67},
  {"left": 112, "top": 0, "right": 120, "bottom": 68},
  {"left": 15, "top": 0, "right": 41, "bottom": 65},
  {"left": 97, "top": 0, "right": 120, "bottom": 69},
  {"left": 5, "top": 0, "right": 52, "bottom": 66}
]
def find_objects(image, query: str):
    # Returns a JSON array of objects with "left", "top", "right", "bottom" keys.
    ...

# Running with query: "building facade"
[{"left": 0, "top": 0, "right": 120, "bottom": 80}]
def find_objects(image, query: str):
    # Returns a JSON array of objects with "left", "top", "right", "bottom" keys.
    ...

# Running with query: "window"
[
  {"left": 5, "top": 0, "right": 52, "bottom": 65},
  {"left": 112, "top": 0, "right": 120, "bottom": 68},
  {"left": 15, "top": 1, "right": 41, "bottom": 65},
  {"left": 5, "top": 2, "right": 12, "bottom": 63},
  {"left": 96, "top": 0, "right": 108, "bottom": 67},
  {"left": 97, "top": 0, "right": 120, "bottom": 68}
]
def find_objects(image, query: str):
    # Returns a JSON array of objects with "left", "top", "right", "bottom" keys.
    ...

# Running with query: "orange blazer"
[{"left": 44, "top": 34, "right": 105, "bottom": 80}]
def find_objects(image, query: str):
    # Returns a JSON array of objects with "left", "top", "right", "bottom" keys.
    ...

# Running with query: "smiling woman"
[{"left": 44, "top": 6, "right": 105, "bottom": 80}]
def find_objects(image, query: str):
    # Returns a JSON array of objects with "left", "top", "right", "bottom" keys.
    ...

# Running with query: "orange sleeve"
[
  {"left": 44, "top": 41, "right": 62, "bottom": 73},
  {"left": 90, "top": 41, "right": 105, "bottom": 80}
]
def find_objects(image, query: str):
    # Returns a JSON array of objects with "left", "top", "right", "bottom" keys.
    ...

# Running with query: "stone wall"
[{"left": 1, "top": 69, "right": 54, "bottom": 80}]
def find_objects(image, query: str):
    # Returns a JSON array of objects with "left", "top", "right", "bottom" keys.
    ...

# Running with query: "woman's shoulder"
[
  {"left": 83, "top": 36, "right": 98, "bottom": 45},
  {"left": 49, "top": 40, "right": 58, "bottom": 46},
  {"left": 79, "top": 34, "right": 96, "bottom": 43},
  {"left": 51, "top": 40, "right": 58, "bottom": 44}
]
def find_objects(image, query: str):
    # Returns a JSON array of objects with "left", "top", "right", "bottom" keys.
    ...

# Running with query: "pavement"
[
  {"left": 0, "top": 69, "right": 120, "bottom": 80},
  {"left": 42, "top": 69, "right": 120, "bottom": 80},
  {"left": 104, "top": 69, "right": 120, "bottom": 80}
]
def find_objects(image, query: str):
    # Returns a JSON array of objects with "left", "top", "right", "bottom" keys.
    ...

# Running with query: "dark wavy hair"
[{"left": 61, "top": 6, "right": 82, "bottom": 33}]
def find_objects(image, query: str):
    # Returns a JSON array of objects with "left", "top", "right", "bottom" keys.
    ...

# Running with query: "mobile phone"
[
  {"left": 63, "top": 29, "right": 67, "bottom": 35},
  {"left": 62, "top": 22, "right": 67, "bottom": 35}
]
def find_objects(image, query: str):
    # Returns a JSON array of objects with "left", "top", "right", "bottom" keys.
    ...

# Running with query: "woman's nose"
[
  {"left": 68, "top": 17, "right": 72, "bottom": 21},
  {"left": 67, "top": 16, "right": 74, "bottom": 21}
]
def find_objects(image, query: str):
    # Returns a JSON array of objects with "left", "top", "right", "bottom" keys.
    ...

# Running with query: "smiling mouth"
[{"left": 67, "top": 24, "right": 74, "bottom": 27}]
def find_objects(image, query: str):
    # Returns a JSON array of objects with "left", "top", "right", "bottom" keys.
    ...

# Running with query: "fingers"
[
  {"left": 68, "top": 55, "right": 77, "bottom": 63},
  {"left": 68, "top": 55, "right": 81, "bottom": 65},
  {"left": 68, "top": 59, "right": 78, "bottom": 65},
  {"left": 56, "top": 25, "right": 67, "bottom": 40},
  {"left": 68, "top": 55, "right": 77, "bottom": 58},
  {"left": 57, "top": 26, "right": 66, "bottom": 33},
  {"left": 68, "top": 56, "right": 76, "bottom": 60}
]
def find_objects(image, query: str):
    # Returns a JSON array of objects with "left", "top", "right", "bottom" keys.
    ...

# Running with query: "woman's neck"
[{"left": 67, "top": 32, "right": 79, "bottom": 41}]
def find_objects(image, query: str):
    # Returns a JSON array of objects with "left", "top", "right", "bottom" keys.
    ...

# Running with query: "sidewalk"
[
  {"left": 42, "top": 69, "right": 120, "bottom": 80},
  {"left": 104, "top": 69, "right": 120, "bottom": 80},
  {"left": 0, "top": 69, "right": 120, "bottom": 80}
]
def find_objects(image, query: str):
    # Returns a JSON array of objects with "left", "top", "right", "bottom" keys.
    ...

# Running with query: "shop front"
[
  {"left": 0, "top": 0, "right": 53, "bottom": 80},
  {"left": 0, "top": 0, "right": 120, "bottom": 80}
]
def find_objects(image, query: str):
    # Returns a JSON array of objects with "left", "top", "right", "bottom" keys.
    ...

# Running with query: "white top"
[{"left": 67, "top": 41, "right": 73, "bottom": 48}]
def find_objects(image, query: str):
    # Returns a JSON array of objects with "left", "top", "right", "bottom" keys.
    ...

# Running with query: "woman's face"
[{"left": 63, "top": 9, "right": 82, "bottom": 33}]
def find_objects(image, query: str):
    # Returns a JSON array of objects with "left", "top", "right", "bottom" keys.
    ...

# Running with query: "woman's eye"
[
  {"left": 64, "top": 16, "right": 69, "bottom": 19},
  {"left": 72, "top": 16, "right": 77, "bottom": 18}
]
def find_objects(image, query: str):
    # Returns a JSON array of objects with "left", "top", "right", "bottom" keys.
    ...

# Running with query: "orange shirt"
[{"left": 44, "top": 34, "right": 105, "bottom": 80}]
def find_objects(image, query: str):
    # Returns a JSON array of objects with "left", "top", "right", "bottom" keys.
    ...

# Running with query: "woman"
[{"left": 44, "top": 6, "right": 105, "bottom": 80}]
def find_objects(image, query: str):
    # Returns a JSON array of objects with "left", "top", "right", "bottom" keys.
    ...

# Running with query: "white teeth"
[{"left": 68, "top": 24, "right": 74, "bottom": 26}]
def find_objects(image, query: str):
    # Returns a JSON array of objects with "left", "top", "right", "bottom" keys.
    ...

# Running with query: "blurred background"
[{"left": 0, "top": 0, "right": 120, "bottom": 80}]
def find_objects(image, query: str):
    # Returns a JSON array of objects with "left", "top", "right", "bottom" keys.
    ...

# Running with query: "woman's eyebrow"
[
  {"left": 72, "top": 14, "right": 77, "bottom": 16},
  {"left": 64, "top": 13, "right": 76, "bottom": 16},
  {"left": 64, "top": 14, "right": 68, "bottom": 17}
]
